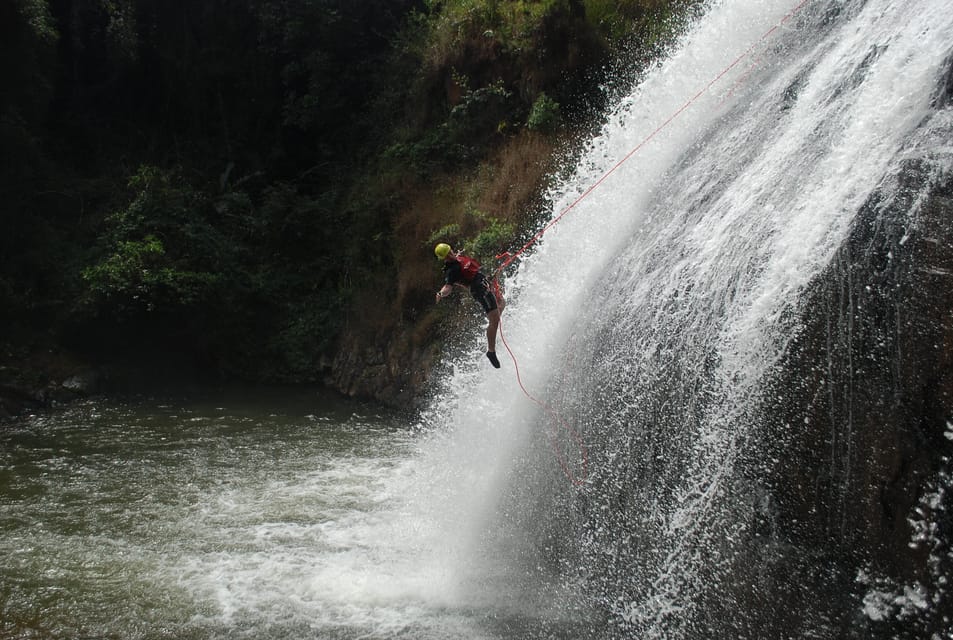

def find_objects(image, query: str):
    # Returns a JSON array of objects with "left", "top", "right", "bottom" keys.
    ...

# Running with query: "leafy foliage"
[
  {"left": 80, "top": 167, "right": 226, "bottom": 314},
  {"left": 1, "top": 0, "right": 701, "bottom": 384},
  {"left": 467, "top": 215, "right": 516, "bottom": 266},
  {"left": 527, "top": 92, "right": 562, "bottom": 132},
  {"left": 427, "top": 211, "right": 513, "bottom": 268},
  {"left": 82, "top": 236, "right": 217, "bottom": 310}
]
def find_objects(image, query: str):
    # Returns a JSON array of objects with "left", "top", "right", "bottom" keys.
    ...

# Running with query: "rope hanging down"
[
  {"left": 495, "top": 283, "right": 589, "bottom": 487},
  {"left": 490, "top": 0, "right": 814, "bottom": 487}
]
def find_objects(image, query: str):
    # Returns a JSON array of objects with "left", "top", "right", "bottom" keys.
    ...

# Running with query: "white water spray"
[{"left": 414, "top": 0, "right": 953, "bottom": 635}]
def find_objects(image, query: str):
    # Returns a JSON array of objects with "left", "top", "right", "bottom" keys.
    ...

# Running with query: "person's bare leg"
[
  {"left": 486, "top": 308, "right": 501, "bottom": 352},
  {"left": 484, "top": 308, "right": 502, "bottom": 368}
]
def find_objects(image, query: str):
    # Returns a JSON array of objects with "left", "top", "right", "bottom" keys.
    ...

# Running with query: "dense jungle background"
[{"left": 0, "top": 0, "right": 700, "bottom": 413}]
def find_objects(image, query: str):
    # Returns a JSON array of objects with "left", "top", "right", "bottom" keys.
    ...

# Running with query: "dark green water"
[
  {"left": 0, "top": 390, "right": 469, "bottom": 639},
  {"left": 0, "top": 389, "right": 589, "bottom": 640}
]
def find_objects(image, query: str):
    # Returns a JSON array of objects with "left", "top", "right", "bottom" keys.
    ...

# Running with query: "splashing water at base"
[{"left": 0, "top": 391, "right": 587, "bottom": 640}]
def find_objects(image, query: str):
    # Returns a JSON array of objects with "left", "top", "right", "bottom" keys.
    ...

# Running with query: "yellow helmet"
[{"left": 434, "top": 243, "right": 452, "bottom": 259}]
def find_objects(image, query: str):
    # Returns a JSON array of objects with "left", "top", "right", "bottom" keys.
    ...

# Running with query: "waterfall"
[{"left": 417, "top": 0, "right": 953, "bottom": 638}]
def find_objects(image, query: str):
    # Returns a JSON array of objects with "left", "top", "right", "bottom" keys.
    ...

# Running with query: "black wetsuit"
[{"left": 444, "top": 259, "right": 498, "bottom": 313}]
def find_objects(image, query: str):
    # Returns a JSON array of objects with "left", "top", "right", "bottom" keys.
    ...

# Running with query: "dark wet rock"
[
  {"left": 0, "top": 383, "right": 41, "bottom": 420},
  {"left": 746, "top": 160, "right": 953, "bottom": 638},
  {"left": 61, "top": 370, "right": 102, "bottom": 395},
  {"left": 325, "top": 329, "right": 439, "bottom": 411}
]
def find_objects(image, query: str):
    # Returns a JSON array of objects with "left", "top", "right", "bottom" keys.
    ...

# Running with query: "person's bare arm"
[{"left": 435, "top": 284, "right": 453, "bottom": 302}]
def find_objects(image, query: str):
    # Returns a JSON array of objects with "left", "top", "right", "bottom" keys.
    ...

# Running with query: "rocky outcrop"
[
  {"left": 325, "top": 323, "right": 444, "bottom": 412},
  {"left": 750, "top": 160, "right": 953, "bottom": 638},
  {"left": 0, "top": 360, "right": 103, "bottom": 421}
]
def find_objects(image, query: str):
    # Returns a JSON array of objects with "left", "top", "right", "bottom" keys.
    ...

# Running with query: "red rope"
[
  {"left": 494, "top": 279, "right": 589, "bottom": 487},
  {"left": 492, "top": 0, "right": 813, "bottom": 278},
  {"left": 489, "top": 0, "right": 814, "bottom": 488}
]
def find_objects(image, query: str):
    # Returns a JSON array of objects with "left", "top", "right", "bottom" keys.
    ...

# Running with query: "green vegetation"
[{"left": 1, "top": 0, "right": 700, "bottom": 392}]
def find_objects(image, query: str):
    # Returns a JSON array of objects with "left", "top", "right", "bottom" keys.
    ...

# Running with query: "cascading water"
[
  {"left": 3, "top": 1, "right": 952, "bottom": 639},
  {"left": 419, "top": 0, "right": 953, "bottom": 638}
]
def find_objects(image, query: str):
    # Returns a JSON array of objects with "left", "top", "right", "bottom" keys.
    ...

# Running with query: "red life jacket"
[{"left": 455, "top": 254, "right": 481, "bottom": 284}]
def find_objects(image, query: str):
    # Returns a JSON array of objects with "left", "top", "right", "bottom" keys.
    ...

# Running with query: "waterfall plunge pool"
[{"left": 0, "top": 390, "right": 589, "bottom": 640}]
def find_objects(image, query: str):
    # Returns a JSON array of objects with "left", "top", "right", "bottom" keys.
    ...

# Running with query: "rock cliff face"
[
  {"left": 324, "top": 330, "right": 439, "bottom": 412},
  {"left": 324, "top": 294, "right": 481, "bottom": 411},
  {"left": 748, "top": 161, "right": 953, "bottom": 636}
]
